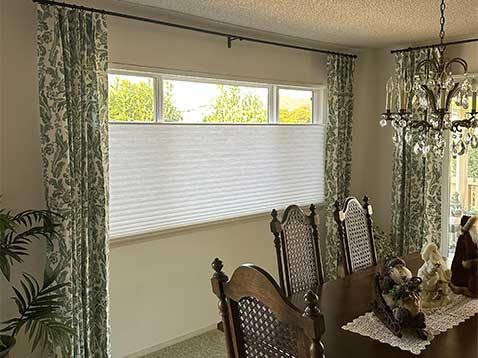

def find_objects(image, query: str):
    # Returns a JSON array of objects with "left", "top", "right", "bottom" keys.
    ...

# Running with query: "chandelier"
[{"left": 379, "top": 0, "right": 478, "bottom": 157}]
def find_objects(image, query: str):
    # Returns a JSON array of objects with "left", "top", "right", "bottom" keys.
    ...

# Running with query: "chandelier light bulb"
[
  {"left": 385, "top": 77, "right": 395, "bottom": 111},
  {"left": 471, "top": 76, "right": 477, "bottom": 113}
]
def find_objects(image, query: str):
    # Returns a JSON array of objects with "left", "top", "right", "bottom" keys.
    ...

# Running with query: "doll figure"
[
  {"left": 450, "top": 215, "right": 478, "bottom": 298},
  {"left": 380, "top": 257, "right": 427, "bottom": 340},
  {"left": 418, "top": 242, "right": 452, "bottom": 308}
]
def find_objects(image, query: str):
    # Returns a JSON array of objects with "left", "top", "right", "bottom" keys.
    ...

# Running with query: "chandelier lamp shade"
[{"left": 380, "top": 0, "right": 478, "bottom": 158}]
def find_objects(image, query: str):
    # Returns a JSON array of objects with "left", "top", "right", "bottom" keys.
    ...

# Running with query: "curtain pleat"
[
  {"left": 37, "top": 4, "right": 111, "bottom": 357},
  {"left": 324, "top": 54, "right": 355, "bottom": 280},
  {"left": 391, "top": 49, "right": 443, "bottom": 256}
]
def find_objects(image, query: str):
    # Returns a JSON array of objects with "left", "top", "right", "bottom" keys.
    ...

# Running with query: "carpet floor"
[{"left": 143, "top": 330, "right": 226, "bottom": 358}]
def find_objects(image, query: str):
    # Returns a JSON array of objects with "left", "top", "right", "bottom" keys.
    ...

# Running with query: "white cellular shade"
[{"left": 109, "top": 123, "right": 326, "bottom": 239}]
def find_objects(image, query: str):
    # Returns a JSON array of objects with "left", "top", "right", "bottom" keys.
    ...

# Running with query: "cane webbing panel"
[
  {"left": 343, "top": 199, "right": 373, "bottom": 273},
  {"left": 237, "top": 296, "right": 298, "bottom": 358},
  {"left": 282, "top": 207, "right": 318, "bottom": 294}
]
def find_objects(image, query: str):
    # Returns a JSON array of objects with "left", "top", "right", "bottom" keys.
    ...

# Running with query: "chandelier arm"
[
  {"left": 451, "top": 119, "right": 474, "bottom": 133},
  {"left": 409, "top": 120, "right": 433, "bottom": 132},
  {"left": 416, "top": 58, "right": 439, "bottom": 74},
  {"left": 421, "top": 85, "right": 438, "bottom": 113},
  {"left": 445, "top": 57, "right": 468, "bottom": 74}
]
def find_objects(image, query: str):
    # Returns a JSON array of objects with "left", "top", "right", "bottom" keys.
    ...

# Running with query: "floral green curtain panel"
[
  {"left": 391, "top": 49, "right": 443, "bottom": 256},
  {"left": 37, "top": 4, "right": 110, "bottom": 357},
  {"left": 324, "top": 54, "right": 355, "bottom": 280}
]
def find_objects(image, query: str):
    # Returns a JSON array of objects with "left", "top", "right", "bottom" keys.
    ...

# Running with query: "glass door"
[{"left": 445, "top": 101, "right": 478, "bottom": 260}]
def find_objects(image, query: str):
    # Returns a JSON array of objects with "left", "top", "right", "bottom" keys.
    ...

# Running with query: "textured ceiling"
[{"left": 115, "top": 0, "right": 478, "bottom": 48}]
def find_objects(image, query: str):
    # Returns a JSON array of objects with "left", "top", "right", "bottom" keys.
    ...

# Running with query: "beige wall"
[
  {"left": 351, "top": 48, "right": 397, "bottom": 231},
  {"left": 1, "top": 0, "right": 46, "bottom": 357}
]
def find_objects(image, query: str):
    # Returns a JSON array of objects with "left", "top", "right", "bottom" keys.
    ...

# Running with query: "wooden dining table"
[{"left": 289, "top": 253, "right": 478, "bottom": 358}]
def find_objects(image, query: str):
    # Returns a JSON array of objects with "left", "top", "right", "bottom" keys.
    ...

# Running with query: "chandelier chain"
[{"left": 439, "top": 0, "right": 446, "bottom": 52}]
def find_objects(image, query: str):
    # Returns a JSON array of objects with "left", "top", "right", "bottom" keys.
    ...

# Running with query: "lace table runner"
[{"left": 342, "top": 294, "right": 478, "bottom": 354}]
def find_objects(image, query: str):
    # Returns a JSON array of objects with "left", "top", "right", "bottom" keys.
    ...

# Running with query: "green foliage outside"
[
  {"left": 203, "top": 85, "right": 311, "bottom": 124},
  {"left": 450, "top": 148, "right": 478, "bottom": 178},
  {"left": 162, "top": 81, "right": 184, "bottom": 122},
  {"left": 203, "top": 85, "right": 267, "bottom": 123},
  {"left": 108, "top": 78, "right": 183, "bottom": 122},
  {"left": 108, "top": 77, "right": 154, "bottom": 121},
  {"left": 108, "top": 77, "right": 312, "bottom": 124},
  {"left": 279, "top": 105, "right": 312, "bottom": 124},
  {"left": 469, "top": 148, "right": 478, "bottom": 178}
]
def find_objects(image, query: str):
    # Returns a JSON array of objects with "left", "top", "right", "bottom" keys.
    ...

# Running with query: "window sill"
[
  {"left": 109, "top": 204, "right": 322, "bottom": 249},
  {"left": 109, "top": 211, "right": 271, "bottom": 249}
]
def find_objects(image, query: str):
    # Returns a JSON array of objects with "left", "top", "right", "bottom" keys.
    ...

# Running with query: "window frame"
[{"left": 108, "top": 69, "right": 326, "bottom": 125}]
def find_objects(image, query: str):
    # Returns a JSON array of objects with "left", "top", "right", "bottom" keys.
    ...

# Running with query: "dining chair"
[
  {"left": 334, "top": 196, "right": 377, "bottom": 275},
  {"left": 270, "top": 204, "right": 324, "bottom": 296},
  {"left": 211, "top": 258, "right": 325, "bottom": 358}
]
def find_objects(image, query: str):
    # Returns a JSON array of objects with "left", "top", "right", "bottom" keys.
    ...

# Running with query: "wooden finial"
[
  {"left": 212, "top": 258, "right": 223, "bottom": 272},
  {"left": 271, "top": 209, "right": 279, "bottom": 219},
  {"left": 270, "top": 209, "right": 282, "bottom": 234},
  {"left": 363, "top": 195, "right": 373, "bottom": 216},
  {"left": 309, "top": 204, "right": 320, "bottom": 226},
  {"left": 303, "top": 290, "right": 325, "bottom": 357},
  {"left": 309, "top": 204, "right": 316, "bottom": 214},
  {"left": 334, "top": 200, "right": 341, "bottom": 212},
  {"left": 303, "top": 290, "right": 320, "bottom": 318},
  {"left": 210, "top": 258, "right": 233, "bottom": 357},
  {"left": 270, "top": 208, "right": 285, "bottom": 292},
  {"left": 212, "top": 258, "right": 228, "bottom": 281}
]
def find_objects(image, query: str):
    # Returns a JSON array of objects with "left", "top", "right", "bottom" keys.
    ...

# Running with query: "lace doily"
[{"left": 342, "top": 294, "right": 478, "bottom": 355}]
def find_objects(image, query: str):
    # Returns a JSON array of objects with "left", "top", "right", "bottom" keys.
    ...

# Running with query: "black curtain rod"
[
  {"left": 33, "top": 0, "right": 357, "bottom": 58},
  {"left": 391, "top": 37, "right": 478, "bottom": 54}
]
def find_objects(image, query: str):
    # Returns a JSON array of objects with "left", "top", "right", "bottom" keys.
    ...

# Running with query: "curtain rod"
[
  {"left": 391, "top": 37, "right": 478, "bottom": 54},
  {"left": 32, "top": 0, "right": 357, "bottom": 58}
]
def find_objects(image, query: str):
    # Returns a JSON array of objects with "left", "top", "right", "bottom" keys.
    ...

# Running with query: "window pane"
[
  {"left": 448, "top": 99, "right": 475, "bottom": 260},
  {"left": 279, "top": 88, "right": 313, "bottom": 124},
  {"left": 162, "top": 79, "right": 268, "bottom": 123},
  {"left": 108, "top": 74, "right": 155, "bottom": 122}
]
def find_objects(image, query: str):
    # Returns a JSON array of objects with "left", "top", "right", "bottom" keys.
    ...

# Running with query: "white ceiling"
[{"left": 116, "top": 0, "right": 478, "bottom": 48}]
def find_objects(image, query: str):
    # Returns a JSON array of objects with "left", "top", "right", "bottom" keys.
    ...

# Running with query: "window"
[
  {"left": 278, "top": 88, "right": 313, "bottom": 124},
  {"left": 108, "top": 72, "right": 323, "bottom": 125},
  {"left": 163, "top": 79, "right": 269, "bottom": 123},
  {"left": 445, "top": 96, "right": 476, "bottom": 259},
  {"left": 108, "top": 74, "right": 155, "bottom": 122},
  {"left": 108, "top": 70, "right": 326, "bottom": 239}
]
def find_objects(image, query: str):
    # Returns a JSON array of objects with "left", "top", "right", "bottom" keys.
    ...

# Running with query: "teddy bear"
[
  {"left": 450, "top": 215, "right": 478, "bottom": 298},
  {"left": 380, "top": 257, "right": 427, "bottom": 340},
  {"left": 418, "top": 242, "right": 452, "bottom": 308}
]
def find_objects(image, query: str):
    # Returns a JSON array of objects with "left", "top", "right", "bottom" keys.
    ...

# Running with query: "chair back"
[
  {"left": 270, "top": 205, "right": 324, "bottom": 296},
  {"left": 334, "top": 196, "right": 377, "bottom": 275},
  {"left": 211, "top": 258, "right": 325, "bottom": 358}
]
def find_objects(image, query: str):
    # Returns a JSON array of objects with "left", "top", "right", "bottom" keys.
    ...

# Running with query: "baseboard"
[{"left": 123, "top": 323, "right": 218, "bottom": 358}]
